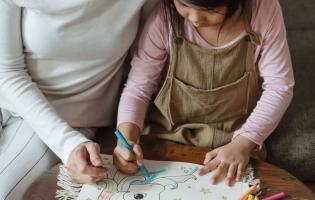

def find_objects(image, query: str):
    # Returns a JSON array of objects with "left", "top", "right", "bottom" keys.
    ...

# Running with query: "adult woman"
[{"left": 0, "top": 0, "right": 147, "bottom": 199}]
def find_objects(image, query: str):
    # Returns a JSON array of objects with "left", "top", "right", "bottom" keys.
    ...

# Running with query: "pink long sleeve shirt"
[{"left": 117, "top": 0, "right": 294, "bottom": 147}]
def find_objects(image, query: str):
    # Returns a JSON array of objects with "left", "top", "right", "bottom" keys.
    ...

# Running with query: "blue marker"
[{"left": 114, "top": 129, "right": 150, "bottom": 178}]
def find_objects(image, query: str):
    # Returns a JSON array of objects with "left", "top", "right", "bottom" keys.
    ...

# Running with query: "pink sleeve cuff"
[
  {"left": 117, "top": 96, "right": 149, "bottom": 130},
  {"left": 233, "top": 130, "right": 265, "bottom": 150}
]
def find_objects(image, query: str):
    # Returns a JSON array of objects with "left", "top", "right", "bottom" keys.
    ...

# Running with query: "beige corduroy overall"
[{"left": 142, "top": 5, "right": 266, "bottom": 160}]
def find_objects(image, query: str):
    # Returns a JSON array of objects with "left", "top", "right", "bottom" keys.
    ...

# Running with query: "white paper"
[{"left": 78, "top": 154, "right": 251, "bottom": 200}]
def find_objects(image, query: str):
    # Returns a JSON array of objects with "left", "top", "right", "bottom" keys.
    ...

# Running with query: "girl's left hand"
[{"left": 198, "top": 135, "right": 257, "bottom": 186}]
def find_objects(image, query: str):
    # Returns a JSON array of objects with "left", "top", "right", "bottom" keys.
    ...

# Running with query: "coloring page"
[{"left": 75, "top": 154, "right": 253, "bottom": 200}]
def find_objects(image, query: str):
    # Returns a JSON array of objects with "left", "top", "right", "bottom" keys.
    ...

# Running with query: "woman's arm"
[
  {"left": 0, "top": 0, "right": 90, "bottom": 164},
  {"left": 233, "top": 0, "right": 295, "bottom": 147}
]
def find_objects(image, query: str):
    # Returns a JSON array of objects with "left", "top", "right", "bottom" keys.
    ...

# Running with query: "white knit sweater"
[{"left": 0, "top": 0, "right": 146, "bottom": 164}]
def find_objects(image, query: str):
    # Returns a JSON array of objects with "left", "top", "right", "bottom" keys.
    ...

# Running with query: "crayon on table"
[
  {"left": 247, "top": 195, "right": 260, "bottom": 200},
  {"left": 240, "top": 185, "right": 257, "bottom": 200},
  {"left": 262, "top": 192, "right": 286, "bottom": 200}
]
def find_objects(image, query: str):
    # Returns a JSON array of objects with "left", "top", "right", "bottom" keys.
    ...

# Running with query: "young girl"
[{"left": 113, "top": 0, "right": 294, "bottom": 186}]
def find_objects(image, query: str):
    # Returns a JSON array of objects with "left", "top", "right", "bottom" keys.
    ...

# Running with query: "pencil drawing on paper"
[{"left": 96, "top": 161, "right": 198, "bottom": 200}]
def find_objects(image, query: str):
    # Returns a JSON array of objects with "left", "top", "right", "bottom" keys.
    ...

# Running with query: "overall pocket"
[{"left": 167, "top": 72, "right": 251, "bottom": 125}]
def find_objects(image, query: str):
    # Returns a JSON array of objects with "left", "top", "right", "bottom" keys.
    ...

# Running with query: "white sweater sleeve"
[{"left": 0, "top": 0, "right": 90, "bottom": 164}]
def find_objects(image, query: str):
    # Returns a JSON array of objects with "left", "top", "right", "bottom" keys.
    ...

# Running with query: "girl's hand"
[
  {"left": 67, "top": 141, "right": 107, "bottom": 184},
  {"left": 113, "top": 122, "right": 143, "bottom": 174},
  {"left": 199, "top": 135, "right": 257, "bottom": 186},
  {"left": 113, "top": 140, "right": 144, "bottom": 174}
]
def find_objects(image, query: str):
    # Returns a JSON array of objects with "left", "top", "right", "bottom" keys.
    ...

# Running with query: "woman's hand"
[
  {"left": 66, "top": 141, "right": 107, "bottom": 184},
  {"left": 113, "top": 123, "right": 143, "bottom": 174},
  {"left": 199, "top": 135, "right": 257, "bottom": 186}
]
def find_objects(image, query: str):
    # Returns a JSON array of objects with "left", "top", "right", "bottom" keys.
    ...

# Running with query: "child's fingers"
[
  {"left": 236, "top": 163, "right": 245, "bottom": 181},
  {"left": 116, "top": 144, "right": 135, "bottom": 161},
  {"left": 133, "top": 144, "right": 144, "bottom": 166},
  {"left": 203, "top": 149, "right": 218, "bottom": 164},
  {"left": 210, "top": 162, "right": 228, "bottom": 185},
  {"left": 199, "top": 158, "right": 220, "bottom": 176},
  {"left": 113, "top": 152, "right": 138, "bottom": 174},
  {"left": 225, "top": 163, "right": 237, "bottom": 186}
]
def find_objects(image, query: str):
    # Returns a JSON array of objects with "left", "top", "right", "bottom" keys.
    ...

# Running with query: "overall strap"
[
  {"left": 242, "top": 0, "right": 261, "bottom": 75},
  {"left": 167, "top": 18, "right": 185, "bottom": 78},
  {"left": 243, "top": 0, "right": 261, "bottom": 46}
]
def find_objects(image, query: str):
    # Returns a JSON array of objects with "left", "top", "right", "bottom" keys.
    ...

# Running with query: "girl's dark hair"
[{"left": 161, "top": 0, "right": 250, "bottom": 38}]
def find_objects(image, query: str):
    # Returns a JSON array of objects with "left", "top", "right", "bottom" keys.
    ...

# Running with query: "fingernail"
[
  {"left": 137, "top": 160, "right": 143, "bottom": 166},
  {"left": 96, "top": 160, "right": 102, "bottom": 165},
  {"left": 93, "top": 158, "right": 102, "bottom": 165},
  {"left": 226, "top": 180, "right": 231, "bottom": 187}
]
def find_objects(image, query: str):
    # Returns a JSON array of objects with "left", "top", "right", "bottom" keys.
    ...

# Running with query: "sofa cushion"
[{"left": 279, "top": 0, "right": 315, "bottom": 30}]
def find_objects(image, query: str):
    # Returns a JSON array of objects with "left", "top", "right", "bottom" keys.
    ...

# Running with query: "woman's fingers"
[
  {"left": 199, "top": 158, "right": 220, "bottom": 176},
  {"left": 69, "top": 173, "right": 100, "bottom": 184},
  {"left": 69, "top": 172, "right": 105, "bottom": 184},
  {"left": 225, "top": 163, "right": 238, "bottom": 186},
  {"left": 67, "top": 142, "right": 107, "bottom": 184},
  {"left": 75, "top": 146, "right": 107, "bottom": 177},
  {"left": 85, "top": 142, "right": 102, "bottom": 167},
  {"left": 77, "top": 164, "right": 107, "bottom": 178}
]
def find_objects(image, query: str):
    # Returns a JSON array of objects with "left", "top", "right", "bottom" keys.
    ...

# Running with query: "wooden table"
[
  {"left": 123, "top": 143, "right": 315, "bottom": 200},
  {"left": 26, "top": 142, "right": 314, "bottom": 199}
]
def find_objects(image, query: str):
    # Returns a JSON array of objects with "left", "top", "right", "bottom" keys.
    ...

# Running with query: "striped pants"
[{"left": 0, "top": 109, "right": 60, "bottom": 200}]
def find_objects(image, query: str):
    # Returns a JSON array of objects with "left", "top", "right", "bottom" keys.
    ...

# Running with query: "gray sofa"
[{"left": 266, "top": 0, "right": 315, "bottom": 192}]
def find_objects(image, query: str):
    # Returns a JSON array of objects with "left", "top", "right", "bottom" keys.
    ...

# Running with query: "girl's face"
[{"left": 173, "top": 0, "right": 227, "bottom": 28}]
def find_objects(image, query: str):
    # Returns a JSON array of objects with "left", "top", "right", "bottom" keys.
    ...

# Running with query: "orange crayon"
[{"left": 239, "top": 185, "right": 257, "bottom": 200}]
